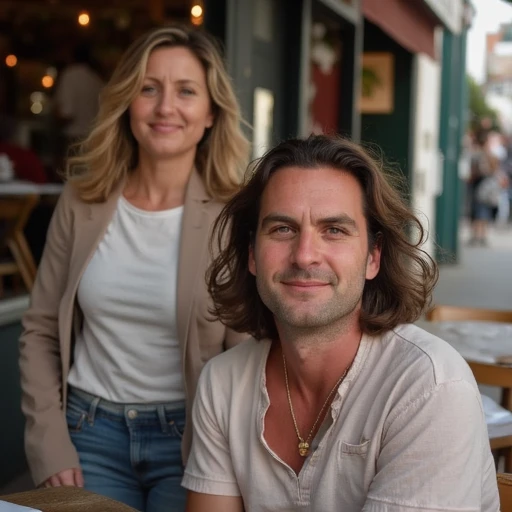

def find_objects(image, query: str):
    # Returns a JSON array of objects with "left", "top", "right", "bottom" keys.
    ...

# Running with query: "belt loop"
[
  {"left": 157, "top": 405, "right": 168, "bottom": 434},
  {"left": 87, "top": 397, "right": 101, "bottom": 426}
]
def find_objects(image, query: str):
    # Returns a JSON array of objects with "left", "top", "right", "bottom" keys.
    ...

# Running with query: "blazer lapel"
[
  {"left": 176, "top": 170, "right": 211, "bottom": 350},
  {"left": 60, "top": 181, "right": 124, "bottom": 377}
]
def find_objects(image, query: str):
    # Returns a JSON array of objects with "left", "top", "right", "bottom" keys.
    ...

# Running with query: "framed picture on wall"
[{"left": 359, "top": 52, "right": 395, "bottom": 114}]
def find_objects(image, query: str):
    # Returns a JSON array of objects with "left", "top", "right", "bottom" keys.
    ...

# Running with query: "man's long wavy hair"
[
  {"left": 65, "top": 25, "right": 249, "bottom": 203},
  {"left": 207, "top": 135, "right": 439, "bottom": 339}
]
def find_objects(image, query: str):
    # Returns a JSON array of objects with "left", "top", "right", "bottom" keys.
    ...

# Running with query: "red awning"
[{"left": 363, "top": 0, "right": 439, "bottom": 60}]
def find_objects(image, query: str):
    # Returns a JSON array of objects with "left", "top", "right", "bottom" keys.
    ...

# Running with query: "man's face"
[{"left": 248, "top": 166, "right": 381, "bottom": 333}]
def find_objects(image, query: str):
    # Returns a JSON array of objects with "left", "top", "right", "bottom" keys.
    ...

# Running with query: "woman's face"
[{"left": 129, "top": 46, "right": 213, "bottom": 164}]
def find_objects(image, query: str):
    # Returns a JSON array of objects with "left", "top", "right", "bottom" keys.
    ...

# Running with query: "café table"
[
  {"left": 416, "top": 319, "right": 512, "bottom": 366},
  {"left": 0, "top": 181, "right": 64, "bottom": 196},
  {"left": 0, "top": 181, "right": 63, "bottom": 293},
  {"left": 1, "top": 486, "right": 138, "bottom": 512},
  {"left": 417, "top": 318, "right": 512, "bottom": 408}
]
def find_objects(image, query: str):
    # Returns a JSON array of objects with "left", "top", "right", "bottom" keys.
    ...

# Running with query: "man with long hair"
[{"left": 182, "top": 135, "right": 498, "bottom": 511}]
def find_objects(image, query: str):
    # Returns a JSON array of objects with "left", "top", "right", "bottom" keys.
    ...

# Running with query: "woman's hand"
[{"left": 43, "top": 468, "right": 84, "bottom": 488}]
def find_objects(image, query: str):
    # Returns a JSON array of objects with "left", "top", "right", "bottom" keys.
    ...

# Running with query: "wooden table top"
[
  {"left": 417, "top": 320, "right": 512, "bottom": 365},
  {"left": 1, "top": 486, "right": 138, "bottom": 512}
]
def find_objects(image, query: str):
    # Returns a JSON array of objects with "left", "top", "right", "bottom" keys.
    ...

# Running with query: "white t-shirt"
[
  {"left": 54, "top": 63, "right": 103, "bottom": 139},
  {"left": 68, "top": 196, "right": 185, "bottom": 403},
  {"left": 183, "top": 324, "right": 499, "bottom": 511}
]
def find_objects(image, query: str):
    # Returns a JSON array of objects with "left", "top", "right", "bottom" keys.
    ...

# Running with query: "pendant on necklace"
[{"left": 298, "top": 441, "right": 310, "bottom": 457}]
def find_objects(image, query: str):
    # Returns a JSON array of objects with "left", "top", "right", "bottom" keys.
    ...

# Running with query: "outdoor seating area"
[
  {"left": 0, "top": 0, "right": 511, "bottom": 507},
  {"left": 0, "top": 182, "right": 62, "bottom": 298},
  {"left": 422, "top": 305, "right": 512, "bottom": 472}
]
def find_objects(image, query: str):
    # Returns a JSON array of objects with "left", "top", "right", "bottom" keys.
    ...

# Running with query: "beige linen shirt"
[{"left": 183, "top": 324, "right": 499, "bottom": 511}]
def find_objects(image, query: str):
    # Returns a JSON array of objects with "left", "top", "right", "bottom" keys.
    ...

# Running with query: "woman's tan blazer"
[{"left": 19, "top": 170, "right": 246, "bottom": 486}]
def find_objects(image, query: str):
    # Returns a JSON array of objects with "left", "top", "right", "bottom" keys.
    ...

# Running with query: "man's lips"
[{"left": 282, "top": 281, "right": 329, "bottom": 288}]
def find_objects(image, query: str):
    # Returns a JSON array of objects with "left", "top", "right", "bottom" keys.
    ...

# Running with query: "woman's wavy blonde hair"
[{"left": 65, "top": 25, "right": 250, "bottom": 203}]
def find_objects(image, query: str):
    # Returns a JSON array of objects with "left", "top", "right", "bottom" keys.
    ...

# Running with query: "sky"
[{"left": 466, "top": 0, "right": 512, "bottom": 82}]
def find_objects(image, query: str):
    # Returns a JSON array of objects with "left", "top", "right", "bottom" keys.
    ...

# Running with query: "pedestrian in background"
[
  {"left": 53, "top": 41, "right": 104, "bottom": 149},
  {"left": 468, "top": 129, "right": 500, "bottom": 245},
  {"left": 19, "top": 25, "right": 249, "bottom": 512}
]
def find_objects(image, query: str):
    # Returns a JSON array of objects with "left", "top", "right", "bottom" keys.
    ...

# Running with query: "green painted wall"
[
  {"left": 360, "top": 20, "right": 413, "bottom": 183},
  {"left": 436, "top": 28, "right": 467, "bottom": 262},
  {"left": 0, "top": 322, "right": 27, "bottom": 486}
]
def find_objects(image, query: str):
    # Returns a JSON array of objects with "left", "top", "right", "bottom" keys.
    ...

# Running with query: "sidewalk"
[{"left": 433, "top": 220, "right": 512, "bottom": 310}]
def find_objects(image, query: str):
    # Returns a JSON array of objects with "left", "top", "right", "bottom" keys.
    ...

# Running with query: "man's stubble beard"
[{"left": 255, "top": 271, "right": 367, "bottom": 344}]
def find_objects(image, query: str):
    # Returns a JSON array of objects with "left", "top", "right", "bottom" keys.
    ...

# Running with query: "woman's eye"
[
  {"left": 141, "top": 85, "right": 157, "bottom": 95},
  {"left": 180, "top": 88, "right": 196, "bottom": 96}
]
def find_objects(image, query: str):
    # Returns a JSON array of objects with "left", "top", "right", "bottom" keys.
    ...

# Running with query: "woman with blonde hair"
[{"left": 19, "top": 25, "right": 249, "bottom": 512}]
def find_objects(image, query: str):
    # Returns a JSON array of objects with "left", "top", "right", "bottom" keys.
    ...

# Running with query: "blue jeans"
[{"left": 66, "top": 387, "right": 187, "bottom": 512}]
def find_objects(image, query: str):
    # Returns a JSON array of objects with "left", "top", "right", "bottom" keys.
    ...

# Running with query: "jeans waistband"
[{"left": 68, "top": 386, "right": 186, "bottom": 415}]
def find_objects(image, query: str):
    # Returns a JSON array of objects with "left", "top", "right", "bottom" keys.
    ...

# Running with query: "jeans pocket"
[
  {"left": 166, "top": 409, "right": 186, "bottom": 439},
  {"left": 66, "top": 403, "right": 87, "bottom": 433}
]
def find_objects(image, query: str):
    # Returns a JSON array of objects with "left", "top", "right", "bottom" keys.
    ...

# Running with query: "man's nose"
[{"left": 290, "top": 230, "right": 320, "bottom": 268}]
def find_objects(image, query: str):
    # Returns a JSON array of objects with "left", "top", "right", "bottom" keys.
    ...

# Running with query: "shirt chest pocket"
[{"left": 336, "top": 439, "right": 372, "bottom": 505}]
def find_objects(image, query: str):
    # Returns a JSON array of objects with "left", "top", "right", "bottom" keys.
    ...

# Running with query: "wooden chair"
[
  {"left": 0, "top": 194, "right": 39, "bottom": 295},
  {"left": 472, "top": 364, "right": 512, "bottom": 473},
  {"left": 427, "top": 305, "right": 512, "bottom": 471},
  {"left": 498, "top": 472, "right": 512, "bottom": 512},
  {"left": 426, "top": 305, "right": 512, "bottom": 323},
  {"left": 476, "top": 365, "right": 512, "bottom": 471}
]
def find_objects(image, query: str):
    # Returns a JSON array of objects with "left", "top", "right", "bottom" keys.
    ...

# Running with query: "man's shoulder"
[
  {"left": 382, "top": 324, "right": 476, "bottom": 386},
  {"left": 197, "top": 338, "right": 268, "bottom": 405},
  {"left": 204, "top": 337, "right": 268, "bottom": 374}
]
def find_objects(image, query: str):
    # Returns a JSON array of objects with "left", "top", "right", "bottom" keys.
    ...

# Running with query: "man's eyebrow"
[
  {"left": 260, "top": 213, "right": 359, "bottom": 232},
  {"left": 260, "top": 214, "right": 297, "bottom": 229},
  {"left": 317, "top": 215, "right": 358, "bottom": 230}
]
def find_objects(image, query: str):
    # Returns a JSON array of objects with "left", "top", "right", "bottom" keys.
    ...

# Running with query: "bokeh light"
[
  {"left": 191, "top": 4, "right": 203, "bottom": 25},
  {"left": 42, "top": 75, "right": 54, "bottom": 88},
  {"left": 31, "top": 102, "right": 43, "bottom": 115},
  {"left": 5, "top": 54, "right": 17, "bottom": 67},
  {"left": 78, "top": 12, "right": 90, "bottom": 26},
  {"left": 191, "top": 5, "right": 203, "bottom": 18},
  {"left": 30, "top": 92, "right": 45, "bottom": 103},
  {"left": 46, "top": 66, "right": 58, "bottom": 79}
]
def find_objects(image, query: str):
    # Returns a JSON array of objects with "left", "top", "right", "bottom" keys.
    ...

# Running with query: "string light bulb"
[
  {"left": 31, "top": 102, "right": 43, "bottom": 115},
  {"left": 42, "top": 75, "right": 54, "bottom": 88},
  {"left": 78, "top": 11, "right": 90, "bottom": 26},
  {"left": 5, "top": 54, "right": 17, "bottom": 67},
  {"left": 190, "top": 3, "right": 204, "bottom": 26},
  {"left": 191, "top": 5, "right": 202, "bottom": 17}
]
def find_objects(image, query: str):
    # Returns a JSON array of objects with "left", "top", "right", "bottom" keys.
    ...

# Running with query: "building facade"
[{"left": 0, "top": 0, "right": 473, "bottom": 488}]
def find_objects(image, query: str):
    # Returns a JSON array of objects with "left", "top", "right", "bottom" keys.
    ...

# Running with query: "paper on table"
[
  {"left": 481, "top": 394, "right": 512, "bottom": 440},
  {"left": 0, "top": 501, "right": 41, "bottom": 512}
]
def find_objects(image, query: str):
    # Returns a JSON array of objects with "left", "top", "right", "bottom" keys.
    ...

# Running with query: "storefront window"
[{"left": 307, "top": 15, "right": 343, "bottom": 134}]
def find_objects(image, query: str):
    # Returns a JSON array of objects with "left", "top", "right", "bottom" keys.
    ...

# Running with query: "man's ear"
[
  {"left": 366, "top": 234, "right": 381, "bottom": 281},
  {"left": 248, "top": 242, "right": 256, "bottom": 277}
]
